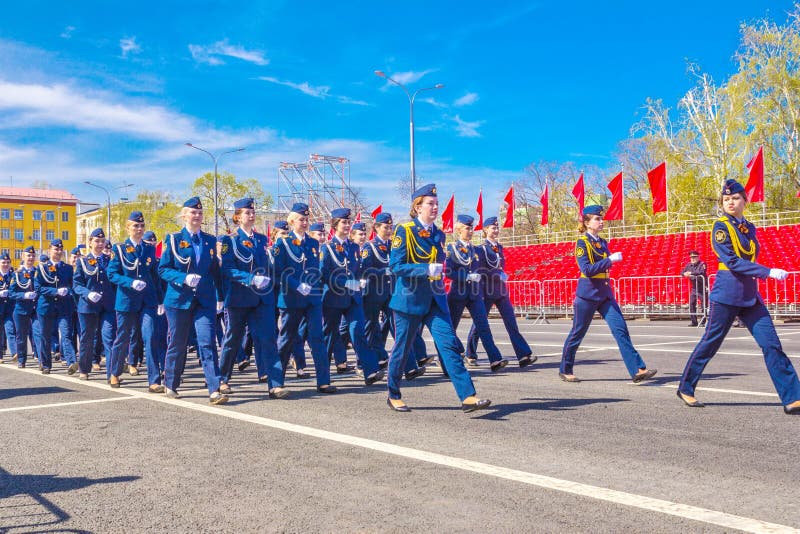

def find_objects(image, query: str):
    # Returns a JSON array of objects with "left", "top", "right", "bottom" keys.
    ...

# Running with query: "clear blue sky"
[{"left": 0, "top": 1, "right": 793, "bottom": 218}]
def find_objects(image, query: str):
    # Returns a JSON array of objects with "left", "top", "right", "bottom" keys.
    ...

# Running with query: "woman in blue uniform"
[
  {"left": 361, "top": 213, "right": 395, "bottom": 368},
  {"left": 73, "top": 228, "right": 116, "bottom": 380},
  {"left": 9, "top": 246, "right": 38, "bottom": 368},
  {"left": 0, "top": 253, "right": 16, "bottom": 363},
  {"left": 559, "top": 205, "right": 657, "bottom": 383},
  {"left": 321, "top": 208, "right": 383, "bottom": 385},
  {"left": 35, "top": 239, "right": 77, "bottom": 375},
  {"left": 387, "top": 184, "right": 491, "bottom": 413},
  {"left": 218, "top": 197, "right": 286, "bottom": 398},
  {"left": 678, "top": 179, "right": 800, "bottom": 414},
  {"left": 465, "top": 216, "right": 536, "bottom": 368},
  {"left": 159, "top": 197, "right": 227, "bottom": 405},
  {"left": 273, "top": 203, "right": 337, "bottom": 394},
  {"left": 445, "top": 214, "right": 508, "bottom": 372}
]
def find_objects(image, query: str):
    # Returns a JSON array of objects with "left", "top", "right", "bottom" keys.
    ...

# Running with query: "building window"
[
  {"left": 46, "top": 230, "right": 55, "bottom": 241},
  {"left": 0, "top": 209, "right": 8, "bottom": 220},
  {"left": 14, "top": 249, "right": 21, "bottom": 260},
  {"left": 1, "top": 249, "right": 8, "bottom": 257},
  {"left": 14, "top": 209, "right": 23, "bottom": 220},
  {"left": 62, "top": 230, "right": 69, "bottom": 240},
  {"left": 32, "top": 229, "right": 40, "bottom": 241},
  {"left": 33, "top": 210, "right": 42, "bottom": 221},
  {"left": 0, "top": 229, "right": 8, "bottom": 240},
  {"left": 62, "top": 211, "right": 69, "bottom": 222},
  {"left": 14, "top": 229, "right": 23, "bottom": 241},
  {"left": 46, "top": 211, "right": 55, "bottom": 222}
]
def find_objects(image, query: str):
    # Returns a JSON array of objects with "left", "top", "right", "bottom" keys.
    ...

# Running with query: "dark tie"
[
  {"left": 135, "top": 243, "right": 142, "bottom": 256},
  {"left": 191, "top": 234, "right": 200, "bottom": 245}
]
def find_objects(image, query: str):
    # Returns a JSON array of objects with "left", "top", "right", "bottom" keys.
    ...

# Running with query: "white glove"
[
  {"left": 131, "top": 280, "right": 147, "bottom": 291},
  {"left": 252, "top": 275, "right": 270, "bottom": 289},
  {"left": 384, "top": 268, "right": 393, "bottom": 276},
  {"left": 216, "top": 301, "right": 224, "bottom": 313},
  {"left": 157, "top": 304, "right": 165, "bottom": 316},
  {"left": 0, "top": 289, "right": 8, "bottom": 298},
  {"left": 87, "top": 291, "right": 102, "bottom": 303},
  {"left": 345, "top": 280, "right": 361, "bottom": 291},
  {"left": 297, "top": 283, "right": 312, "bottom": 296},
  {"left": 427, "top": 263, "right": 443, "bottom": 277},
  {"left": 769, "top": 268, "right": 789, "bottom": 281},
  {"left": 184, "top": 274, "right": 201, "bottom": 287},
  {"left": 467, "top": 273, "right": 481, "bottom": 283},
  {"left": 499, "top": 272, "right": 509, "bottom": 282},
  {"left": 359, "top": 279, "right": 367, "bottom": 289},
  {"left": 608, "top": 252, "right": 623, "bottom": 263},
  {"left": 57, "top": 287, "right": 68, "bottom": 297},
  {"left": 24, "top": 291, "right": 37, "bottom": 300}
]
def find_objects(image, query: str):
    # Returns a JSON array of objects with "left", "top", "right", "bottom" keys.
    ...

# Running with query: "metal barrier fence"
[
  {"left": 615, "top": 275, "right": 707, "bottom": 320},
  {"left": 709, "top": 271, "right": 800, "bottom": 318}
]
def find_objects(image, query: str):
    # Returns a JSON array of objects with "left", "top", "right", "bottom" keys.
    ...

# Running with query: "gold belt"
[{"left": 580, "top": 273, "right": 608, "bottom": 279}]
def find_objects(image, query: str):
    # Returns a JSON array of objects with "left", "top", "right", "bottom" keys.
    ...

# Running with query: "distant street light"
[
  {"left": 185, "top": 144, "right": 246, "bottom": 235},
  {"left": 375, "top": 70, "right": 444, "bottom": 194},
  {"left": 84, "top": 181, "right": 113, "bottom": 243}
]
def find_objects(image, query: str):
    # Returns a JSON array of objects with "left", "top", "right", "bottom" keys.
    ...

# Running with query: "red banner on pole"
[
  {"left": 605, "top": 172, "right": 624, "bottom": 220},
  {"left": 502, "top": 186, "right": 515, "bottom": 228},
  {"left": 572, "top": 173, "right": 585, "bottom": 215},
  {"left": 540, "top": 184, "right": 549, "bottom": 226},
  {"left": 474, "top": 191, "right": 484, "bottom": 231},
  {"left": 369, "top": 205, "right": 382, "bottom": 239},
  {"left": 745, "top": 146, "right": 765, "bottom": 203},
  {"left": 647, "top": 162, "right": 667, "bottom": 213},
  {"left": 441, "top": 194, "right": 455, "bottom": 233}
]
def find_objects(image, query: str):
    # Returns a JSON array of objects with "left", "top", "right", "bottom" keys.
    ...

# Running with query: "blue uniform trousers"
[
  {"left": 323, "top": 304, "right": 381, "bottom": 376},
  {"left": 560, "top": 296, "right": 646, "bottom": 377},
  {"left": 127, "top": 327, "right": 143, "bottom": 367},
  {"left": 111, "top": 307, "right": 165, "bottom": 383},
  {"left": 679, "top": 300, "right": 800, "bottom": 405},
  {"left": 220, "top": 304, "right": 283, "bottom": 390},
  {"left": 466, "top": 294, "right": 531, "bottom": 360},
  {"left": 2, "top": 313, "right": 16, "bottom": 357},
  {"left": 278, "top": 304, "right": 330, "bottom": 388},
  {"left": 289, "top": 316, "right": 307, "bottom": 370},
  {"left": 12, "top": 313, "right": 31, "bottom": 365},
  {"left": 164, "top": 303, "right": 221, "bottom": 395},
  {"left": 388, "top": 306, "right": 476, "bottom": 401},
  {"left": 77, "top": 311, "right": 116, "bottom": 375},
  {"left": 38, "top": 312, "right": 76, "bottom": 369},
  {"left": 447, "top": 295, "right": 503, "bottom": 363}
]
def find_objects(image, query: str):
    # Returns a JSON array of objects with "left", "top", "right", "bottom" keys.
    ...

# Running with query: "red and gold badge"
[
  {"left": 492, "top": 246, "right": 498, "bottom": 252},
  {"left": 292, "top": 238, "right": 301, "bottom": 246},
  {"left": 418, "top": 229, "right": 430, "bottom": 238},
  {"left": 126, "top": 245, "right": 135, "bottom": 253},
  {"left": 378, "top": 245, "right": 387, "bottom": 251},
  {"left": 242, "top": 240, "right": 253, "bottom": 248},
  {"left": 48, "top": 265, "right": 56, "bottom": 272},
  {"left": 336, "top": 244, "right": 344, "bottom": 253},
  {"left": 179, "top": 240, "right": 190, "bottom": 249},
  {"left": 88, "top": 258, "right": 97, "bottom": 266}
]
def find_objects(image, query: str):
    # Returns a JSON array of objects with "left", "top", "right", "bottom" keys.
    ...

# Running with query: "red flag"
[
  {"left": 265, "top": 222, "right": 272, "bottom": 246},
  {"left": 796, "top": 190, "right": 800, "bottom": 198},
  {"left": 354, "top": 211, "right": 362, "bottom": 223},
  {"left": 540, "top": 184, "right": 549, "bottom": 226},
  {"left": 369, "top": 205, "right": 382, "bottom": 240},
  {"left": 605, "top": 172, "right": 624, "bottom": 220},
  {"left": 646, "top": 161, "right": 667, "bottom": 213},
  {"left": 745, "top": 146, "right": 765, "bottom": 203},
  {"left": 474, "top": 191, "right": 484, "bottom": 231},
  {"left": 155, "top": 240, "right": 163, "bottom": 259},
  {"left": 572, "top": 173, "right": 585, "bottom": 214},
  {"left": 502, "top": 186, "right": 515, "bottom": 228},
  {"left": 327, "top": 226, "right": 334, "bottom": 242},
  {"left": 441, "top": 194, "right": 455, "bottom": 233}
]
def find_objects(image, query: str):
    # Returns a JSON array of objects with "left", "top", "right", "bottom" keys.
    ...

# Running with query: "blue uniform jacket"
[
  {"left": 360, "top": 237, "right": 393, "bottom": 305},
  {"left": 220, "top": 228, "right": 274, "bottom": 308},
  {"left": 0, "top": 270, "right": 14, "bottom": 316},
  {"left": 107, "top": 239, "right": 161, "bottom": 312},
  {"left": 9, "top": 267, "right": 36, "bottom": 316},
  {"left": 73, "top": 253, "right": 116, "bottom": 314},
  {"left": 710, "top": 214, "right": 770, "bottom": 307},
  {"left": 445, "top": 240, "right": 482, "bottom": 302},
  {"left": 34, "top": 261, "right": 75, "bottom": 316},
  {"left": 159, "top": 228, "right": 223, "bottom": 310},
  {"left": 574, "top": 234, "right": 614, "bottom": 302},
  {"left": 389, "top": 218, "right": 448, "bottom": 316},
  {"left": 272, "top": 231, "right": 323, "bottom": 309},
  {"left": 321, "top": 236, "right": 363, "bottom": 309},
  {"left": 475, "top": 240, "right": 509, "bottom": 299}
]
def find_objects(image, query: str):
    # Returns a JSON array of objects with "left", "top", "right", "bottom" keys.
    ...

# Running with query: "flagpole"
[
  {"left": 510, "top": 181, "right": 516, "bottom": 243},
  {"left": 621, "top": 163, "right": 625, "bottom": 226},
  {"left": 665, "top": 161, "right": 670, "bottom": 228}
]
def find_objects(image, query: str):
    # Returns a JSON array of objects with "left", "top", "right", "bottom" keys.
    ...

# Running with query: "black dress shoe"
[
  {"left": 41, "top": 368, "right": 51, "bottom": 375},
  {"left": 295, "top": 369, "right": 310, "bottom": 379},
  {"left": 490, "top": 359, "right": 508, "bottom": 373},
  {"left": 378, "top": 360, "right": 388, "bottom": 370},
  {"left": 783, "top": 401, "right": 800, "bottom": 414},
  {"left": 268, "top": 387, "right": 290, "bottom": 399},
  {"left": 387, "top": 398, "right": 411, "bottom": 412},
  {"left": 317, "top": 385, "right": 337, "bottom": 394},
  {"left": 365, "top": 371, "right": 384, "bottom": 386},
  {"left": 462, "top": 399, "right": 491, "bottom": 413},
  {"left": 558, "top": 372, "right": 580, "bottom": 383},
  {"left": 237, "top": 360, "right": 251, "bottom": 372},
  {"left": 336, "top": 365, "right": 354, "bottom": 375},
  {"left": 688, "top": 322, "right": 699, "bottom": 327},
  {"left": 416, "top": 355, "right": 435, "bottom": 367},
  {"left": 405, "top": 367, "right": 426, "bottom": 381},
  {"left": 258, "top": 376, "right": 269, "bottom": 383},
  {"left": 518, "top": 355, "right": 537, "bottom": 368},
  {"left": 632, "top": 369, "right": 657, "bottom": 383},
  {"left": 677, "top": 389, "right": 704, "bottom": 407}
]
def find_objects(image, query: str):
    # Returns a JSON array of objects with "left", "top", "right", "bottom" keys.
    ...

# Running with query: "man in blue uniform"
[{"left": 35, "top": 239, "right": 77, "bottom": 374}]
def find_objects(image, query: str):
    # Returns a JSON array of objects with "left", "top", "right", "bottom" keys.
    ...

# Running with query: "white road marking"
[
  {"left": 0, "top": 396, "right": 134, "bottom": 413},
  {"left": 1, "top": 365, "right": 796, "bottom": 533},
  {"left": 653, "top": 383, "right": 779, "bottom": 398}
]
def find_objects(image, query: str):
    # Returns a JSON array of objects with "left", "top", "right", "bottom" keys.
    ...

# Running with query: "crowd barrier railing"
[{"left": 614, "top": 275, "right": 707, "bottom": 320}]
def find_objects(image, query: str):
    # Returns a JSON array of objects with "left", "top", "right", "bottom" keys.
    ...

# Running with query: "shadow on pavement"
[{"left": 0, "top": 386, "right": 75, "bottom": 401}]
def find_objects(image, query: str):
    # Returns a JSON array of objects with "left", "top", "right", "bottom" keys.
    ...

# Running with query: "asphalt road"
[{"left": 1, "top": 318, "right": 799, "bottom": 533}]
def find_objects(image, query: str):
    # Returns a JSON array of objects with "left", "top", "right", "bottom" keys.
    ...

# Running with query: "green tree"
[{"left": 190, "top": 172, "right": 274, "bottom": 235}]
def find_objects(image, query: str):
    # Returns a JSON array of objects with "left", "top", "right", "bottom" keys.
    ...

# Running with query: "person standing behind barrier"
[
  {"left": 677, "top": 179, "right": 800, "bottom": 414},
  {"left": 386, "top": 183, "right": 491, "bottom": 413},
  {"left": 465, "top": 217, "right": 536, "bottom": 368},
  {"left": 9, "top": 247, "right": 37, "bottom": 368},
  {"left": 559, "top": 205, "right": 658, "bottom": 384},
  {"left": 682, "top": 250, "right": 708, "bottom": 327}
]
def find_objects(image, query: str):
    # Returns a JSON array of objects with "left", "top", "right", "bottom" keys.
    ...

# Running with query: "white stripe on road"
[
  {"left": 0, "top": 396, "right": 134, "bottom": 413},
  {"left": 1, "top": 366, "right": 795, "bottom": 533},
  {"left": 653, "top": 383, "right": 779, "bottom": 398}
]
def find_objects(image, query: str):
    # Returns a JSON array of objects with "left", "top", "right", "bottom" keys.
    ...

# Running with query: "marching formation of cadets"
[{"left": 2, "top": 179, "right": 800, "bottom": 414}]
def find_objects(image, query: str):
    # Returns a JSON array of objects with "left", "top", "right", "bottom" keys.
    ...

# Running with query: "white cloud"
[
  {"left": 258, "top": 76, "right": 330, "bottom": 98},
  {"left": 451, "top": 114, "right": 485, "bottom": 138},
  {"left": 386, "top": 69, "right": 437, "bottom": 86},
  {"left": 60, "top": 26, "right": 76, "bottom": 39},
  {"left": 189, "top": 39, "right": 269, "bottom": 66},
  {"left": 119, "top": 37, "right": 141, "bottom": 58},
  {"left": 420, "top": 97, "right": 447, "bottom": 108},
  {"left": 454, "top": 92, "right": 479, "bottom": 107}
]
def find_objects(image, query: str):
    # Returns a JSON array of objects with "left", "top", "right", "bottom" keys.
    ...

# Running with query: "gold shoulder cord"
[
  {"left": 714, "top": 217, "right": 756, "bottom": 270},
  {"left": 402, "top": 223, "right": 437, "bottom": 264}
]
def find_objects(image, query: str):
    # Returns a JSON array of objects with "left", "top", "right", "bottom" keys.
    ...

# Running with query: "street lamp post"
[
  {"left": 374, "top": 70, "right": 444, "bottom": 194},
  {"left": 84, "top": 181, "right": 113, "bottom": 243},
  {"left": 185, "top": 144, "right": 246, "bottom": 235}
]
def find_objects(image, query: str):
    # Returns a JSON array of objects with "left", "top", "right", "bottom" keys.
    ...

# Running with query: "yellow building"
[
  {"left": 0, "top": 187, "right": 78, "bottom": 264},
  {"left": 76, "top": 206, "right": 103, "bottom": 246}
]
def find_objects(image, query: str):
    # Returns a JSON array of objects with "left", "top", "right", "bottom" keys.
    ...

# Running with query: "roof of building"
[{"left": 0, "top": 187, "right": 79, "bottom": 203}]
